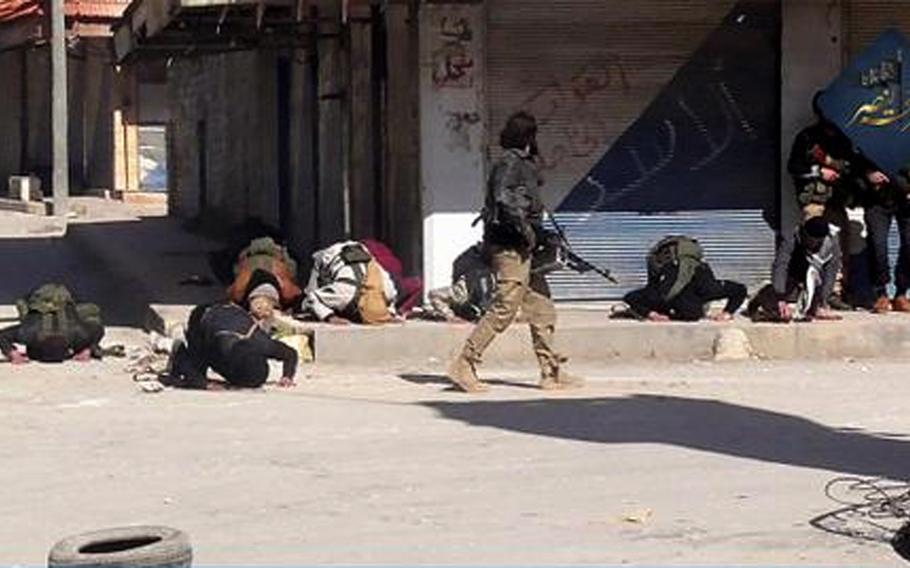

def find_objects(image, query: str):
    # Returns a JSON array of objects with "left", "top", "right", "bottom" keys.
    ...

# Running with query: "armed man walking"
[{"left": 446, "top": 111, "right": 584, "bottom": 393}]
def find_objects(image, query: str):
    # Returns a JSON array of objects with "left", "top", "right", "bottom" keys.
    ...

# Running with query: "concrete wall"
[
  {"left": 780, "top": 0, "right": 845, "bottom": 236},
  {"left": 419, "top": 2, "right": 486, "bottom": 293}
]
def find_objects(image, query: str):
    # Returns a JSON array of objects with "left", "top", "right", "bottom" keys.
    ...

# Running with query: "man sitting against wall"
[{"left": 298, "top": 241, "right": 399, "bottom": 324}]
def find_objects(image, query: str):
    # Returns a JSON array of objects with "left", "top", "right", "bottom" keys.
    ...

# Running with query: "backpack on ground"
[
  {"left": 16, "top": 284, "right": 75, "bottom": 319},
  {"left": 234, "top": 237, "right": 298, "bottom": 278},
  {"left": 15, "top": 283, "right": 102, "bottom": 337},
  {"left": 646, "top": 235, "right": 705, "bottom": 301},
  {"left": 451, "top": 244, "right": 496, "bottom": 320}
]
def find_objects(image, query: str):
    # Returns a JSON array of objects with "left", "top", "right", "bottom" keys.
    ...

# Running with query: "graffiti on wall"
[
  {"left": 558, "top": 0, "right": 779, "bottom": 213},
  {"left": 519, "top": 57, "right": 630, "bottom": 172},
  {"left": 445, "top": 111, "right": 482, "bottom": 152},
  {"left": 431, "top": 15, "right": 476, "bottom": 89}
]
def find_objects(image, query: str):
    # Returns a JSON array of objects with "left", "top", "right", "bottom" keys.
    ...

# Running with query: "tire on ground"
[{"left": 48, "top": 525, "right": 192, "bottom": 568}]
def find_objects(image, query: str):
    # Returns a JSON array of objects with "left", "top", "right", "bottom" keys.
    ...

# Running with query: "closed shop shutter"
[
  {"left": 486, "top": 0, "right": 781, "bottom": 300},
  {"left": 846, "top": 0, "right": 910, "bottom": 59}
]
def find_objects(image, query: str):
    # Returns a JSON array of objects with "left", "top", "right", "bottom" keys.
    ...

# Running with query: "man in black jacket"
[
  {"left": 747, "top": 217, "right": 842, "bottom": 322},
  {"left": 446, "top": 111, "right": 582, "bottom": 393},
  {"left": 788, "top": 104, "right": 889, "bottom": 308},
  {"left": 624, "top": 263, "right": 747, "bottom": 322},
  {"left": 165, "top": 288, "right": 298, "bottom": 390}
]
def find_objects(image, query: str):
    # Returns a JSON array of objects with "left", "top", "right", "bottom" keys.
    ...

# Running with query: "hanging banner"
[{"left": 816, "top": 29, "right": 910, "bottom": 178}]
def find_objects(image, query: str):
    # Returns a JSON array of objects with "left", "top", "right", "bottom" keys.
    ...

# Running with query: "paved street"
[
  {"left": 0, "top": 202, "right": 908, "bottom": 565},
  {"left": 1, "top": 354, "right": 908, "bottom": 565}
]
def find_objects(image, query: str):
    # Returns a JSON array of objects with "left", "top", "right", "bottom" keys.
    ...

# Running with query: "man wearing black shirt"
[{"left": 165, "top": 297, "right": 297, "bottom": 390}]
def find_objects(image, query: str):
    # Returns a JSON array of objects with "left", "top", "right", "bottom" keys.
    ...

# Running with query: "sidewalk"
[{"left": 4, "top": 197, "right": 907, "bottom": 365}]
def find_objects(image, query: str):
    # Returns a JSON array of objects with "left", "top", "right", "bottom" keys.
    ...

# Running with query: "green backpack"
[
  {"left": 234, "top": 237, "right": 298, "bottom": 277},
  {"left": 646, "top": 236, "right": 705, "bottom": 301},
  {"left": 15, "top": 283, "right": 102, "bottom": 331}
]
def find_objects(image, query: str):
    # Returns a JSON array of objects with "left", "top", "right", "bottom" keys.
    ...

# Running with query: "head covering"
[{"left": 247, "top": 283, "right": 279, "bottom": 306}]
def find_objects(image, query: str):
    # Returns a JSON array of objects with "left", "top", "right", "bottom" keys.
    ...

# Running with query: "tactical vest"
[{"left": 646, "top": 236, "right": 705, "bottom": 301}]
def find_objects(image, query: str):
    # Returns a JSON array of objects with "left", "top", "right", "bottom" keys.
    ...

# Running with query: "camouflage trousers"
[{"left": 460, "top": 246, "right": 563, "bottom": 380}]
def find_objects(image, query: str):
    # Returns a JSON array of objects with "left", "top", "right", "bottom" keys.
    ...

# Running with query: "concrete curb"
[
  {"left": 0, "top": 197, "right": 50, "bottom": 216},
  {"left": 146, "top": 304, "right": 910, "bottom": 365}
]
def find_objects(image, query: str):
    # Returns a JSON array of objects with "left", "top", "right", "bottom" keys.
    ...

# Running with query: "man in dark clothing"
[
  {"left": 788, "top": 118, "right": 859, "bottom": 218},
  {"left": 446, "top": 111, "right": 582, "bottom": 393},
  {"left": 624, "top": 263, "right": 746, "bottom": 322},
  {"left": 747, "top": 217, "right": 842, "bottom": 322},
  {"left": 424, "top": 243, "right": 497, "bottom": 322},
  {"left": 788, "top": 110, "right": 888, "bottom": 308},
  {"left": 0, "top": 291, "right": 104, "bottom": 365},
  {"left": 165, "top": 299, "right": 298, "bottom": 390},
  {"left": 863, "top": 168, "right": 910, "bottom": 313}
]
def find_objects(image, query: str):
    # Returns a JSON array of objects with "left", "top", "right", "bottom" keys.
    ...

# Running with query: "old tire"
[{"left": 48, "top": 526, "right": 192, "bottom": 568}]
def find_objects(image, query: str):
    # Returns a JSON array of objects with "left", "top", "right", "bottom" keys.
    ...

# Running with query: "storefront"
[{"left": 486, "top": 0, "right": 781, "bottom": 299}]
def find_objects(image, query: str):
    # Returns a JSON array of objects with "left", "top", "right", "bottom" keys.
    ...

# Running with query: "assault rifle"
[{"left": 531, "top": 210, "right": 618, "bottom": 284}]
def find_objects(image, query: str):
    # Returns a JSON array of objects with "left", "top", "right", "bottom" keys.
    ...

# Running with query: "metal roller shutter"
[
  {"left": 846, "top": 0, "right": 910, "bottom": 58},
  {"left": 486, "top": 0, "right": 780, "bottom": 300},
  {"left": 545, "top": 210, "right": 775, "bottom": 299}
]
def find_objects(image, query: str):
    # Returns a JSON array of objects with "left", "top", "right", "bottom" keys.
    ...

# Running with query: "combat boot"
[
  {"left": 446, "top": 353, "right": 490, "bottom": 393},
  {"left": 539, "top": 367, "right": 586, "bottom": 390}
]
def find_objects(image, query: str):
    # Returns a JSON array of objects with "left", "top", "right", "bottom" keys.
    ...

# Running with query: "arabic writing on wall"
[
  {"left": 431, "top": 15, "right": 476, "bottom": 89},
  {"left": 583, "top": 78, "right": 757, "bottom": 210},
  {"left": 519, "top": 58, "right": 630, "bottom": 172}
]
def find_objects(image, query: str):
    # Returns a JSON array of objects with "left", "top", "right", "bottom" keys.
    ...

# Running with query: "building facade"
[
  {"left": 0, "top": 0, "right": 166, "bottom": 199},
  {"left": 115, "top": 0, "right": 910, "bottom": 298}
]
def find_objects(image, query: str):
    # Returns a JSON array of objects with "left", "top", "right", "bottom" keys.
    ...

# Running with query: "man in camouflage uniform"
[{"left": 446, "top": 112, "right": 583, "bottom": 393}]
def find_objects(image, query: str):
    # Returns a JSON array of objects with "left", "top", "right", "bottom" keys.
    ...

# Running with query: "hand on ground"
[
  {"left": 9, "top": 351, "right": 29, "bottom": 365},
  {"left": 647, "top": 311, "right": 671, "bottom": 322},
  {"left": 73, "top": 348, "right": 92, "bottom": 362},
  {"left": 710, "top": 311, "right": 734, "bottom": 322},
  {"left": 777, "top": 301, "right": 793, "bottom": 321},
  {"left": 326, "top": 315, "right": 351, "bottom": 325},
  {"left": 815, "top": 308, "right": 843, "bottom": 321},
  {"left": 278, "top": 376, "right": 296, "bottom": 388}
]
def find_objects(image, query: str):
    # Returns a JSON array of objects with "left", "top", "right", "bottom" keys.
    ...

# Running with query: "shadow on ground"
[
  {"left": 399, "top": 373, "right": 540, "bottom": 390},
  {"left": 0, "top": 216, "right": 223, "bottom": 327},
  {"left": 423, "top": 395, "right": 910, "bottom": 479}
]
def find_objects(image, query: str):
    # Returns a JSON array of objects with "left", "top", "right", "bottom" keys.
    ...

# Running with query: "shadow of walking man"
[{"left": 423, "top": 394, "right": 910, "bottom": 480}]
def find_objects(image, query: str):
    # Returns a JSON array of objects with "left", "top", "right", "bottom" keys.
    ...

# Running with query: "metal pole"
[{"left": 51, "top": 0, "right": 69, "bottom": 221}]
